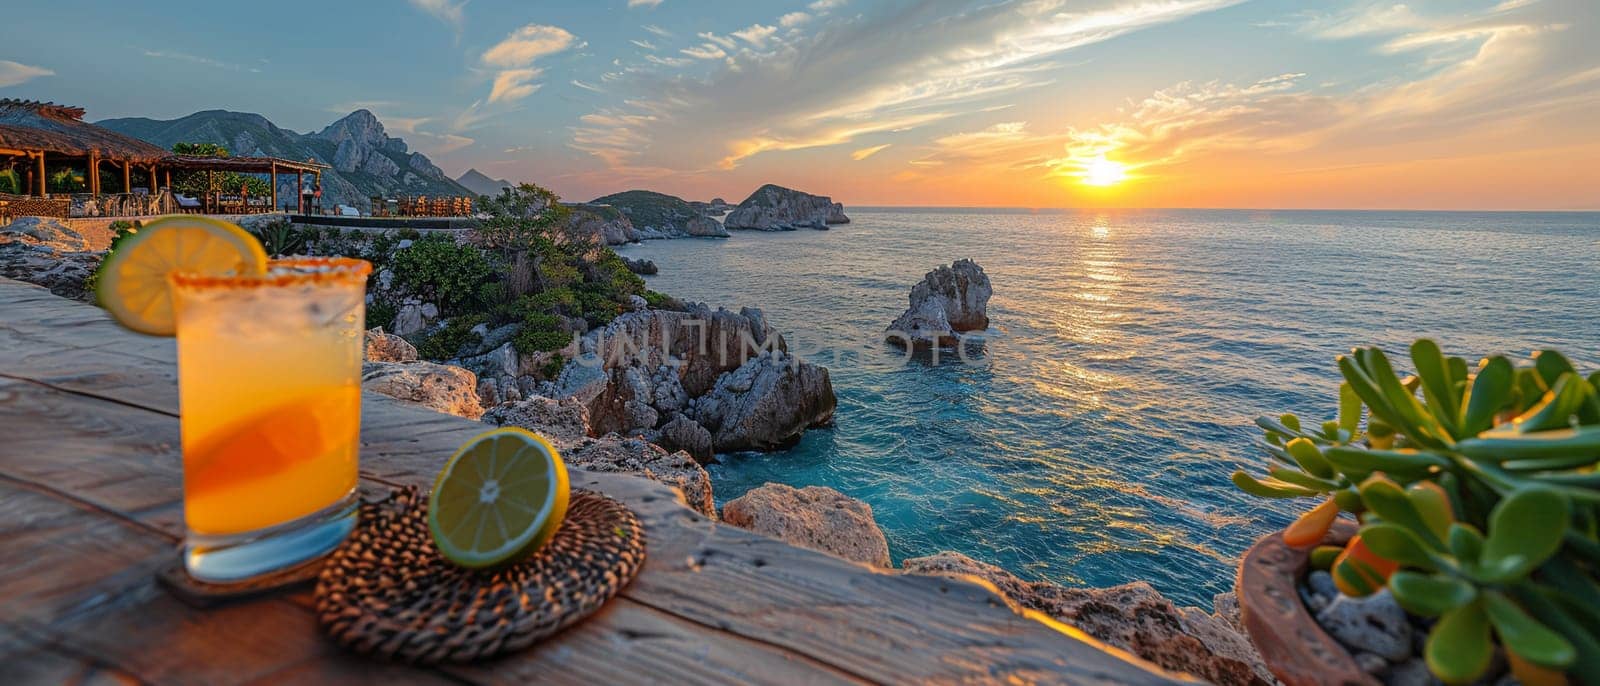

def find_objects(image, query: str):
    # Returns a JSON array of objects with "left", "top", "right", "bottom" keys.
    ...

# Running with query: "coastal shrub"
[
  {"left": 396, "top": 227, "right": 422, "bottom": 241},
  {"left": 389, "top": 234, "right": 492, "bottom": 315},
  {"left": 1233, "top": 340, "right": 1600, "bottom": 684},
  {"left": 416, "top": 315, "right": 484, "bottom": 360},
  {"left": 540, "top": 356, "right": 565, "bottom": 380},
  {"left": 512, "top": 326, "right": 570, "bottom": 356},
  {"left": 642, "top": 289, "right": 670, "bottom": 309},
  {"left": 365, "top": 299, "right": 398, "bottom": 331}
]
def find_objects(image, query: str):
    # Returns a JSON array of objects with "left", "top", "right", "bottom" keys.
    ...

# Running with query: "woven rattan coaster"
[{"left": 314, "top": 485, "right": 646, "bottom": 664}]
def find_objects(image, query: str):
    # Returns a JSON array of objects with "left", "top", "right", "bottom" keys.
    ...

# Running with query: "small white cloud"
[
  {"left": 779, "top": 12, "right": 811, "bottom": 28},
  {"left": 489, "top": 68, "right": 544, "bottom": 103},
  {"left": 630, "top": 39, "right": 658, "bottom": 50},
  {"left": 0, "top": 60, "right": 54, "bottom": 88},
  {"left": 851, "top": 143, "right": 891, "bottom": 161},
  {"left": 482, "top": 24, "right": 576, "bottom": 67},
  {"left": 643, "top": 24, "right": 673, "bottom": 38},
  {"left": 808, "top": 0, "right": 846, "bottom": 12},
  {"left": 571, "top": 79, "right": 604, "bottom": 93},
  {"left": 408, "top": 0, "right": 465, "bottom": 32},
  {"left": 628, "top": 0, "right": 662, "bottom": 7},
  {"left": 681, "top": 43, "right": 727, "bottom": 60},
  {"left": 732, "top": 24, "right": 778, "bottom": 47},
  {"left": 698, "top": 32, "right": 737, "bottom": 49}
]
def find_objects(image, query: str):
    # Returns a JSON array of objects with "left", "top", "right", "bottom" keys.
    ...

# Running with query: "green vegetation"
[
  {"left": 588, "top": 189, "right": 695, "bottom": 231},
  {"left": 389, "top": 234, "right": 493, "bottom": 316},
  {"left": 416, "top": 314, "right": 484, "bottom": 360},
  {"left": 247, "top": 220, "right": 305, "bottom": 257},
  {"left": 83, "top": 221, "right": 139, "bottom": 297},
  {"left": 1234, "top": 340, "right": 1600, "bottom": 684},
  {"left": 0, "top": 168, "right": 23, "bottom": 194}
]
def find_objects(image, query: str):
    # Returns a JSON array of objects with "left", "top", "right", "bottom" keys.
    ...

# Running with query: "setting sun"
[{"left": 1081, "top": 157, "right": 1128, "bottom": 187}]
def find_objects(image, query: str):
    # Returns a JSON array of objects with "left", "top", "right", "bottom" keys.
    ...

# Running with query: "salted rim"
[{"left": 169, "top": 257, "right": 372, "bottom": 290}]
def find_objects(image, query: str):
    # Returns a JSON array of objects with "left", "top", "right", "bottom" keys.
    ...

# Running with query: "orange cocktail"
[{"left": 171, "top": 257, "right": 370, "bottom": 582}]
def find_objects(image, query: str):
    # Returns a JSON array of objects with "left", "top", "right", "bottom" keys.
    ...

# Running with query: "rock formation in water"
[
  {"left": 724, "top": 184, "right": 850, "bottom": 231},
  {"left": 885, "top": 259, "right": 992, "bottom": 348},
  {"left": 621, "top": 255, "right": 658, "bottom": 275},
  {"left": 588, "top": 190, "right": 729, "bottom": 239},
  {"left": 723, "top": 483, "right": 891, "bottom": 567},
  {"left": 902, "top": 552, "right": 1275, "bottom": 686}
]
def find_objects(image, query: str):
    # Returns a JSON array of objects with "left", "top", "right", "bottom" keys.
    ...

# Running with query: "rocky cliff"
[
  {"left": 98, "top": 109, "right": 472, "bottom": 209},
  {"left": 588, "top": 190, "right": 728, "bottom": 239},
  {"left": 564, "top": 203, "right": 642, "bottom": 245},
  {"left": 725, "top": 184, "right": 850, "bottom": 231}
]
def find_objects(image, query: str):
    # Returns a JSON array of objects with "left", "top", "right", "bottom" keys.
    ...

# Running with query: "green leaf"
[
  {"left": 1340, "top": 354, "right": 1405, "bottom": 434},
  {"left": 1513, "top": 587, "right": 1600, "bottom": 682},
  {"left": 1446, "top": 356, "right": 1469, "bottom": 386},
  {"left": 1455, "top": 425, "right": 1600, "bottom": 462},
  {"left": 1280, "top": 413, "right": 1301, "bottom": 433},
  {"left": 1412, "top": 339, "right": 1462, "bottom": 437},
  {"left": 1407, "top": 482, "right": 1455, "bottom": 542},
  {"left": 1511, "top": 373, "right": 1590, "bottom": 434},
  {"left": 1480, "top": 486, "right": 1568, "bottom": 581},
  {"left": 1267, "top": 465, "right": 1340, "bottom": 491},
  {"left": 1324, "top": 445, "right": 1450, "bottom": 475},
  {"left": 1339, "top": 381, "right": 1363, "bottom": 437},
  {"left": 1448, "top": 523, "right": 1484, "bottom": 565},
  {"left": 1516, "top": 368, "right": 1551, "bottom": 414},
  {"left": 1231, "top": 471, "right": 1319, "bottom": 499},
  {"left": 1390, "top": 570, "right": 1476, "bottom": 617},
  {"left": 1285, "top": 437, "right": 1336, "bottom": 479},
  {"left": 1533, "top": 349, "right": 1577, "bottom": 389},
  {"left": 1460, "top": 356, "right": 1513, "bottom": 437},
  {"left": 1360, "top": 475, "right": 1447, "bottom": 549},
  {"left": 1482, "top": 591, "right": 1576, "bottom": 669},
  {"left": 1362, "top": 347, "right": 1449, "bottom": 447},
  {"left": 1426, "top": 601, "right": 1493, "bottom": 685},
  {"left": 1360, "top": 523, "right": 1438, "bottom": 569}
]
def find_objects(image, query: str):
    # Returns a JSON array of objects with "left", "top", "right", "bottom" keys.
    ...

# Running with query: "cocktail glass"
[{"left": 170, "top": 257, "right": 371, "bottom": 582}]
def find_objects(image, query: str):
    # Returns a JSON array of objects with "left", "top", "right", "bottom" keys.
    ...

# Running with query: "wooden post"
[
  {"left": 88, "top": 153, "right": 99, "bottom": 196},
  {"left": 122, "top": 161, "right": 131, "bottom": 194},
  {"left": 269, "top": 162, "right": 277, "bottom": 212},
  {"left": 164, "top": 169, "right": 171, "bottom": 190},
  {"left": 296, "top": 170, "right": 304, "bottom": 214},
  {"left": 149, "top": 165, "right": 157, "bottom": 193},
  {"left": 205, "top": 170, "right": 213, "bottom": 214},
  {"left": 36, "top": 152, "right": 46, "bottom": 196}
]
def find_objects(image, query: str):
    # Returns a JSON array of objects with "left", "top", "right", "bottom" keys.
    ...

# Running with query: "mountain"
[
  {"left": 456, "top": 168, "right": 513, "bottom": 197},
  {"left": 97, "top": 109, "right": 471, "bottom": 210}
]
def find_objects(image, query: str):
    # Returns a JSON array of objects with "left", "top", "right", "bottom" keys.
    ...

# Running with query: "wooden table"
[{"left": 0, "top": 278, "right": 1184, "bottom": 685}]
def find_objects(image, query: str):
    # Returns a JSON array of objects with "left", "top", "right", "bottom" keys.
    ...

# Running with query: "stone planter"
[{"left": 1236, "top": 519, "right": 1377, "bottom": 686}]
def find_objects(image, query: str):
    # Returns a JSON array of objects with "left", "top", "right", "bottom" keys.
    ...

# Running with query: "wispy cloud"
[
  {"left": 482, "top": 25, "right": 575, "bottom": 67},
  {"left": 628, "top": 0, "right": 663, "bottom": 7},
  {"left": 489, "top": 68, "right": 544, "bottom": 103},
  {"left": 461, "top": 23, "right": 576, "bottom": 124},
  {"left": 571, "top": 79, "right": 604, "bottom": 93},
  {"left": 681, "top": 43, "right": 727, "bottom": 60},
  {"left": 630, "top": 39, "right": 658, "bottom": 51},
  {"left": 142, "top": 49, "right": 262, "bottom": 73},
  {"left": 851, "top": 143, "right": 891, "bottom": 160},
  {"left": 0, "top": 60, "right": 53, "bottom": 88},
  {"left": 408, "top": 0, "right": 466, "bottom": 34},
  {"left": 572, "top": 0, "right": 1243, "bottom": 177}
]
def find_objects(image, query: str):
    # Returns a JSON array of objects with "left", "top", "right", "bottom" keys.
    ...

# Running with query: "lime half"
[{"left": 428, "top": 428, "right": 571, "bottom": 569}]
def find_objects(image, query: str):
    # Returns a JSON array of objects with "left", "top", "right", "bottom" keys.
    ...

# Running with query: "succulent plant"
[{"left": 1234, "top": 339, "right": 1600, "bottom": 685}]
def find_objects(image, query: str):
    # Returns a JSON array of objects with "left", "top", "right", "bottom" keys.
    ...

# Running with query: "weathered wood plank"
[{"left": 0, "top": 277, "right": 1186, "bottom": 684}]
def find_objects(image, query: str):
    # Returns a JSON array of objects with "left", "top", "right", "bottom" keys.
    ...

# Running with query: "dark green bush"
[
  {"left": 365, "top": 299, "right": 398, "bottom": 331},
  {"left": 416, "top": 315, "right": 484, "bottom": 360},
  {"left": 397, "top": 228, "right": 422, "bottom": 241},
  {"left": 390, "top": 235, "right": 492, "bottom": 315}
]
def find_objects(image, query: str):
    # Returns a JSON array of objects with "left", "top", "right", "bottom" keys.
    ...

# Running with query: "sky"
[{"left": 3, "top": 0, "right": 1598, "bottom": 210}]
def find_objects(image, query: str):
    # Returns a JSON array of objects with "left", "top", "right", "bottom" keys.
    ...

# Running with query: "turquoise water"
[{"left": 615, "top": 208, "right": 1600, "bottom": 607}]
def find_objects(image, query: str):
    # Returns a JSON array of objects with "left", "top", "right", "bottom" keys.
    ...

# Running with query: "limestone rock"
[
  {"left": 885, "top": 259, "right": 992, "bottom": 348},
  {"left": 685, "top": 215, "right": 730, "bottom": 237},
  {"left": 364, "top": 327, "right": 418, "bottom": 362},
  {"left": 2, "top": 216, "right": 91, "bottom": 251},
  {"left": 391, "top": 299, "right": 438, "bottom": 337},
  {"left": 722, "top": 483, "right": 890, "bottom": 567},
  {"left": 362, "top": 361, "right": 483, "bottom": 419},
  {"left": 565, "top": 204, "right": 642, "bottom": 245},
  {"left": 689, "top": 351, "right": 836, "bottom": 452},
  {"left": 725, "top": 184, "right": 850, "bottom": 230},
  {"left": 0, "top": 240, "right": 100, "bottom": 302},
  {"left": 1316, "top": 589, "right": 1413, "bottom": 663},
  {"left": 622, "top": 256, "right": 658, "bottom": 275},
  {"left": 902, "top": 552, "right": 1275, "bottom": 686},
  {"left": 564, "top": 435, "right": 714, "bottom": 517},
  {"left": 481, "top": 395, "right": 592, "bottom": 446},
  {"left": 655, "top": 413, "right": 714, "bottom": 463}
]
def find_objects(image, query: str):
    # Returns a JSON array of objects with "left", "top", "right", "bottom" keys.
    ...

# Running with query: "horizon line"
[{"left": 842, "top": 204, "right": 1600, "bottom": 214}]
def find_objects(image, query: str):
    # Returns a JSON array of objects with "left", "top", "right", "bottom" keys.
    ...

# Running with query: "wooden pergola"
[
  {"left": 0, "top": 99, "right": 168, "bottom": 197},
  {"left": 165, "top": 154, "right": 327, "bottom": 212}
]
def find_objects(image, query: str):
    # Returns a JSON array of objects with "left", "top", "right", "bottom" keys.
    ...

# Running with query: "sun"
[{"left": 1081, "top": 156, "right": 1128, "bottom": 187}]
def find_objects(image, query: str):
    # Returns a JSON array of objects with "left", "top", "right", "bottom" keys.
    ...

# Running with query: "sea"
[{"left": 614, "top": 208, "right": 1600, "bottom": 608}]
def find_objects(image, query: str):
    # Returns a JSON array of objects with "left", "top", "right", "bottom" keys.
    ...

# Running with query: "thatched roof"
[
  {"left": 166, "top": 154, "right": 329, "bottom": 174},
  {"left": 0, "top": 99, "right": 170, "bottom": 163}
]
